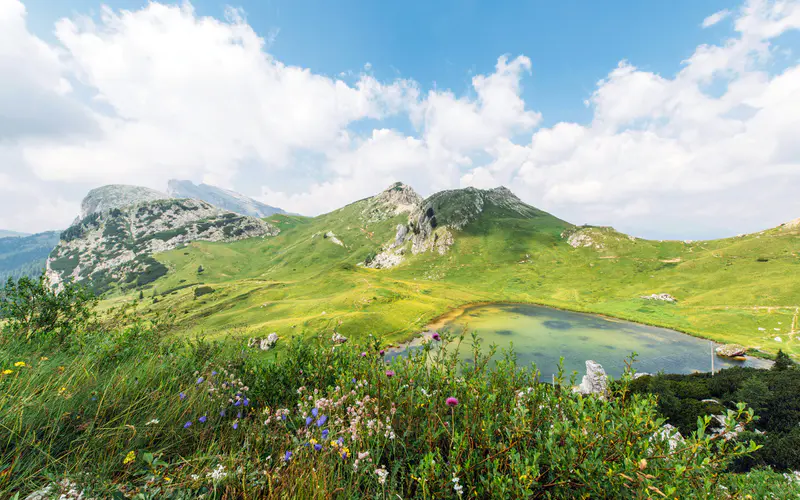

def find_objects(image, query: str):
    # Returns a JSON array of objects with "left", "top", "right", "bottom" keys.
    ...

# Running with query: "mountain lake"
[{"left": 389, "top": 303, "right": 771, "bottom": 379}]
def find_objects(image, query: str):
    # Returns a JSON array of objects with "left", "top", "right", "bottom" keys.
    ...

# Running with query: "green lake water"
[{"left": 392, "top": 303, "right": 771, "bottom": 379}]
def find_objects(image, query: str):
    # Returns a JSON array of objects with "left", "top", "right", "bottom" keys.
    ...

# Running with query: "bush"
[
  {"left": 193, "top": 285, "right": 215, "bottom": 299},
  {"left": 0, "top": 275, "right": 96, "bottom": 346}
]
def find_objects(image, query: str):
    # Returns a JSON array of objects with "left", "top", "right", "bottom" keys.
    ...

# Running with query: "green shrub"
[{"left": 193, "top": 285, "right": 215, "bottom": 298}]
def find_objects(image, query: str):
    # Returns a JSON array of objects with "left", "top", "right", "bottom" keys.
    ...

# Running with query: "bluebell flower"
[
  {"left": 199, "top": 415, "right": 207, "bottom": 423},
  {"left": 281, "top": 414, "right": 287, "bottom": 421},
  {"left": 316, "top": 415, "right": 328, "bottom": 427},
  {"left": 237, "top": 411, "right": 242, "bottom": 419},
  {"left": 211, "top": 371, "right": 218, "bottom": 376},
  {"left": 220, "top": 409, "right": 226, "bottom": 417},
  {"left": 243, "top": 398, "right": 249, "bottom": 407},
  {"left": 321, "top": 429, "right": 329, "bottom": 440},
  {"left": 305, "top": 416, "right": 313, "bottom": 426},
  {"left": 314, "top": 443, "right": 322, "bottom": 451},
  {"left": 196, "top": 377, "right": 204, "bottom": 384},
  {"left": 337, "top": 437, "right": 344, "bottom": 446},
  {"left": 283, "top": 451, "right": 292, "bottom": 462},
  {"left": 184, "top": 421, "right": 192, "bottom": 428},
  {"left": 352, "top": 378, "right": 357, "bottom": 384},
  {"left": 311, "top": 407, "right": 319, "bottom": 418},
  {"left": 233, "top": 421, "right": 239, "bottom": 430},
  {"left": 234, "top": 400, "right": 242, "bottom": 407},
  {"left": 179, "top": 392, "right": 186, "bottom": 401}
]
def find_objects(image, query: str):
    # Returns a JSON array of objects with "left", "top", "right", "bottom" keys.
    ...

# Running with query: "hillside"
[
  {"left": 95, "top": 182, "right": 798, "bottom": 358},
  {"left": 0, "top": 230, "right": 31, "bottom": 238},
  {"left": 0, "top": 231, "right": 61, "bottom": 283},
  {"left": 167, "top": 179, "right": 287, "bottom": 217},
  {"left": 47, "top": 198, "right": 279, "bottom": 294}
]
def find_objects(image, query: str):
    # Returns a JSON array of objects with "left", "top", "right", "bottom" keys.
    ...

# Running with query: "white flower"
[
  {"left": 145, "top": 419, "right": 160, "bottom": 425},
  {"left": 206, "top": 464, "right": 227, "bottom": 482},
  {"left": 375, "top": 467, "right": 389, "bottom": 485}
]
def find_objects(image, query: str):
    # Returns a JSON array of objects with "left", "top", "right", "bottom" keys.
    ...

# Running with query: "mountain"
[
  {"left": 80, "top": 185, "right": 170, "bottom": 219},
  {"left": 167, "top": 179, "right": 287, "bottom": 218},
  {"left": 47, "top": 196, "right": 279, "bottom": 294},
  {"left": 0, "top": 230, "right": 31, "bottom": 238},
  {"left": 0, "top": 231, "right": 62, "bottom": 283}
]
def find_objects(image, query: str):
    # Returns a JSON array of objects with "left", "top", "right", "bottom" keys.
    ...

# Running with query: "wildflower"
[
  {"left": 341, "top": 447, "right": 350, "bottom": 459},
  {"left": 237, "top": 411, "right": 242, "bottom": 419},
  {"left": 385, "top": 370, "right": 395, "bottom": 378},
  {"left": 1, "top": 369, "right": 11, "bottom": 375},
  {"left": 179, "top": 392, "right": 186, "bottom": 401},
  {"left": 283, "top": 451, "right": 292, "bottom": 462},
  {"left": 184, "top": 421, "right": 192, "bottom": 428},
  {"left": 220, "top": 409, "right": 226, "bottom": 417},
  {"left": 243, "top": 398, "right": 250, "bottom": 407},
  {"left": 207, "top": 464, "right": 227, "bottom": 481},
  {"left": 352, "top": 378, "right": 357, "bottom": 384},
  {"left": 233, "top": 421, "right": 239, "bottom": 430},
  {"left": 375, "top": 467, "right": 389, "bottom": 485},
  {"left": 146, "top": 419, "right": 160, "bottom": 425},
  {"left": 123, "top": 451, "right": 136, "bottom": 465},
  {"left": 199, "top": 416, "right": 207, "bottom": 423},
  {"left": 40, "top": 356, "right": 49, "bottom": 361},
  {"left": 452, "top": 476, "right": 464, "bottom": 496},
  {"left": 317, "top": 415, "right": 328, "bottom": 427},
  {"left": 432, "top": 332, "right": 441, "bottom": 341},
  {"left": 322, "top": 429, "right": 329, "bottom": 440},
  {"left": 196, "top": 377, "right": 204, "bottom": 384},
  {"left": 14, "top": 361, "right": 26, "bottom": 367},
  {"left": 314, "top": 443, "right": 322, "bottom": 451},
  {"left": 211, "top": 371, "right": 218, "bottom": 376},
  {"left": 360, "top": 352, "right": 367, "bottom": 357},
  {"left": 446, "top": 397, "right": 459, "bottom": 407},
  {"left": 305, "top": 416, "right": 313, "bottom": 426},
  {"left": 312, "top": 407, "right": 319, "bottom": 417}
]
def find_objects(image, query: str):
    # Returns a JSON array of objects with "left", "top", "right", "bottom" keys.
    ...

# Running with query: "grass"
[
  {"left": 2, "top": 323, "right": 797, "bottom": 498},
  {"left": 97, "top": 190, "right": 799, "bottom": 359}
]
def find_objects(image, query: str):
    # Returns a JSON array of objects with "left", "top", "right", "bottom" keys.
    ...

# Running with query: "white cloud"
[
  {"left": 1, "top": 0, "right": 800, "bottom": 239},
  {"left": 703, "top": 9, "right": 731, "bottom": 28}
]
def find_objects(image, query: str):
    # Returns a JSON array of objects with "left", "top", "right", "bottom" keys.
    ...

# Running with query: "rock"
[
  {"left": 715, "top": 344, "right": 747, "bottom": 357},
  {"left": 248, "top": 333, "right": 279, "bottom": 351},
  {"left": 574, "top": 360, "right": 608, "bottom": 396},
  {"left": 710, "top": 414, "right": 745, "bottom": 440},
  {"left": 640, "top": 293, "right": 677, "bottom": 302},
  {"left": 633, "top": 372, "right": 651, "bottom": 379},
  {"left": 654, "top": 424, "right": 684, "bottom": 451},
  {"left": 332, "top": 332, "right": 348, "bottom": 344},
  {"left": 26, "top": 479, "right": 94, "bottom": 500},
  {"left": 324, "top": 231, "right": 344, "bottom": 247},
  {"left": 775, "top": 337, "right": 783, "bottom": 342}
]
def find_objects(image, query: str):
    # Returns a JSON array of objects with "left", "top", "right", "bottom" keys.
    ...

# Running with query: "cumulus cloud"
[{"left": 1, "top": 0, "right": 799, "bottom": 239}]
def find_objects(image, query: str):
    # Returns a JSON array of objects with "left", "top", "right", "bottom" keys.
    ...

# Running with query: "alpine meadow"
[{"left": 2, "top": 0, "right": 800, "bottom": 498}]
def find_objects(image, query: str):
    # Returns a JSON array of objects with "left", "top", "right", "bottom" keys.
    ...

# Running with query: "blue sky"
[{"left": 3, "top": 0, "right": 800, "bottom": 238}]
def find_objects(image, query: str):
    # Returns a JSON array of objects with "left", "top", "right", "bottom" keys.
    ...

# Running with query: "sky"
[{"left": 1, "top": 0, "right": 799, "bottom": 239}]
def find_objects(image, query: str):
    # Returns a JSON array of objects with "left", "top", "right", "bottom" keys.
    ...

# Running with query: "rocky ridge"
[
  {"left": 365, "top": 185, "right": 541, "bottom": 269},
  {"left": 167, "top": 179, "right": 287, "bottom": 218},
  {"left": 80, "top": 185, "right": 170, "bottom": 219},
  {"left": 47, "top": 198, "right": 278, "bottom": 293}
]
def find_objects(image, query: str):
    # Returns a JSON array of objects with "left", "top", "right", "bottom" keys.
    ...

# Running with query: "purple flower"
[
  {"left": 220, "top": 409, "right": 226, "bottom": 417},
  {"left": 446, "top": 397, "right": 459, "bottom": 407},
  {"left": 237, "top": 411, "right": 242, "bottom": 419},
  {"left": 337, "top": 437, "right": 344, "bottom": 446},
  {"left": 211, "top": 371, "right": 217, "bottom": 376},
  {"left": 360, "top": 352, "right": 367, "bottom": 357},
  {"left": 234, "top": 400, "right": 242, "bottom": 407},
  {"left": 179, "top": 392, "right": 186, "bottom": 401},
  {"left": 321, "top": 429, "right": 329, "bottom": 440},
  {"left": 385, "top": 370, "right": 395, "bottom": 378},
  {"left": 233, "top": 421, "right": 239, "bottom": 430},
  {"left": 316, "top": 415, "right": 328, "bottom": 427},
  {"left": 283, "top": 451, "right": 292, "bottom": 462},
  {"left": 243, "top": 398, "right": 249, "bottom": 407},
  {"left": 196, "top": 377, "right": 204, "bottom": 384},
  {"left": 379, "top": 349, "right": 385, "bottom": 356},
  {"left": 199, "top": 415, "right": 207, "bottom": 423},
  {"left": 351, "top": 378, "right": 357, "bottom": 384},
  {"left": 184, "top": 421, "right": 192, "bottom": 428},
  {"left": 311, "top": 407, "right": 319, "bottom": 418},
  {"left": 432, "top": 332, "right": 441, "bottom": 341},
  {"left": 281, "top": 414, "right": 287, "bottom": 421},
  {"left": 305, "top": 416, "right": 313, "bottom": 426},
  {"left": 314, "top": 443, "right": 322, "bottom": 451}
]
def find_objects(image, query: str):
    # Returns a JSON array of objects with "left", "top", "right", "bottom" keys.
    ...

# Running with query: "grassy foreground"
[
  {"left": 101, "top": 192, "right": 800, "bottom": 359},
  {"left": 2, "top": 317, "right": 799, "bottom": 498}
]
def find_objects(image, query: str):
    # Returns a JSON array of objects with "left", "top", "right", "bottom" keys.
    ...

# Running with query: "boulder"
[
  {"left": 248, "top": 333, "right": 279, "bottom": 351},
  {"left": 715, "top": 344, "right": 747, "bottom": 357},
  {"left": 332, "top": 332, "right": 348, "bottom": 344},
  {"left": 574, "top": 360, "right": 608, "bottom": 396},
  {"left": 640, "top": 293, "right": 677, "bottom": 302}
]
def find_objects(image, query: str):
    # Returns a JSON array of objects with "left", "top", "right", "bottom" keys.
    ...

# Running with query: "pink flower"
[
  {"left": 432, "top": 332, "right": 441, "bottom": 341},
  {"left": 446, "top": 397, "right": 459, "bottom": 407},
  {"left": 385, "top": 370, "right": 395, "bottom": 378}
]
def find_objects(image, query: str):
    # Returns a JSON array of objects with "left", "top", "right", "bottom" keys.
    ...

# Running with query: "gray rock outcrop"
[
  {"left": 715, "top": 344, "right": 747, "bottom": 357},
  {"left": 574, "top": 360, "right": 609, "bottom": 396}
]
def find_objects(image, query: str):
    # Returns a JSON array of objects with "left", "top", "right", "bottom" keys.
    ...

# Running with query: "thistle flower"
[
  {"left": 360, "top": 352, "right": 367, "bottom": 357},
  {"left": 198, "top": 416, "right": 207, "bottom": 423},
  {"left": 432, "top": 332, "right": 441, "bottom": 341},
  {"left": 446, "top": 397, "right": 459, "bottom": 407},
  {"left": 385, "top": 370, "right": 395, "bottom": 378},
  {"left": 379, "top": 350, "right": 385, "bottom": 356},
  {"left": 184, "top": 421, "right": 192, "bottom": 428}
]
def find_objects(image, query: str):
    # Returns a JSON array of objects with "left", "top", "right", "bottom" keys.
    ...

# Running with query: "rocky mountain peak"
[
  {"left": 167, "top": 179, "right": 287, "bottom": 218},
  {"left": 360, "top": 182, "right": 423, "bottom": 223},
  {"left": 80, "top": 185, "right": 170, "bottom": 219}
]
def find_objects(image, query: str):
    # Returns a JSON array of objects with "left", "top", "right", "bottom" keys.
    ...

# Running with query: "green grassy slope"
[{"left": 103, "top": 187, "right": 800, "bottom": 358}]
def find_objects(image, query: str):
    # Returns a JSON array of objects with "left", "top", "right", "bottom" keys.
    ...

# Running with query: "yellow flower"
[
  {"left": 58, "top": 387, "right": 67, "bottom": 394},
  {"left": 14, "top": 361, "right": 26, "bottom": 367},
  {"left": 123, "top": 451, "right": 136, "bottom": 465},
  {"left": 164, "top": 477, "right": 171, "bottom": 482},
  {"left": 2, "top": 369, "right": 12, "bottom": 375},
  {"left": 309, "top": 438, "right": 318, "bottom": 445},
  {"left": 40, "top": 356, "right": 49, "bottom": 361}
]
